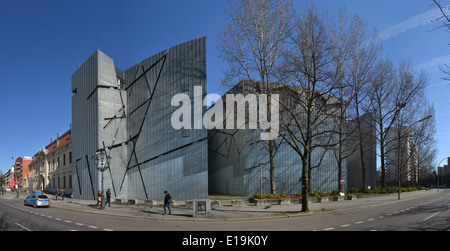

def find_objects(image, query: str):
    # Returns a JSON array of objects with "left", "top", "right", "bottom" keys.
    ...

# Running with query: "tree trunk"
[
  {"left": 337, "top": 114, "right": 344, "bottom": 191},
  {"left": 380, "top": 141, "right": 386, "bottom": 188},
  {"left": 359, "top": 143, "right": 366, "bottom": 192},
  {"left": 301, "top": 159, "right": 309, "bottom": 212},
  {"left": 269, "top": 140, "right": 276, "bottom": 194},
  {"left": 307, "top": 150, "right": 312, "bottom": 194}
]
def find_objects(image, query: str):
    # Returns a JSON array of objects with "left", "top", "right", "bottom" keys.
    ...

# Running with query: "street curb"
[{"left": 2, "top": 189, "right": 440, "bottom": 223}]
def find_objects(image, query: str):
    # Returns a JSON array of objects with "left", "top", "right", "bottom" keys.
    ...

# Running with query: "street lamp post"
[
  {"left": 94, "top": 150, "right": 111, "bottom": 210},
  {"left": 436, "top": 157, "right": 449, "bottom": 191},
  {"left": 259, "top": 163, "right": 263, "bottom": 200}
]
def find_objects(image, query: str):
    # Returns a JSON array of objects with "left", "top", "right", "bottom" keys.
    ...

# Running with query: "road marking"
[
  {"left": 340, "top": 224, "right": 351, "bottom": 228},
  {"left": 75, "top": 223, "right": 84, "bottom": 226},
  {"left": 64, "top": 220, "right": 72, "bottom": 223},
  {"left": 367, "top": 218, "right": 375, "bottom": 221},
  {"left": 378, "top": 216, "right": 384, "bottom": 219},
  {"left": 103, "top": 229, "right": 114, "bottom": 231},
  {"left": 422, "top": 212, "right": 440, "bottom": 222},
  {"left": 15, "top": 223, "right": 31, "bottom": 231},
  {"left": 324, "top": 227, "right": 335, "bottom": 231},
  {"left": 89, "top": 225, "right": 98, "bottom": 229},
  {"left": 355, "top": 221, "right": 364, "bottom": 224}
]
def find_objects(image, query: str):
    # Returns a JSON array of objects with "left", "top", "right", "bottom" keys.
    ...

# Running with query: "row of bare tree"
[
  {"left": 432, "top": 0, "right": 450, "bottom": 80},
  {"left": 218, "top": 0, "right": 437, "bottom": 212}
]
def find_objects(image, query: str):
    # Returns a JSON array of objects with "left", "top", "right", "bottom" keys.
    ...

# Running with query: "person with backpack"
[{"left": 96, "top": 190, "right": 102, "bottom": 209}]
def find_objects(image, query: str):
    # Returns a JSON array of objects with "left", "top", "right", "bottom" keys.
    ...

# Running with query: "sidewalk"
[{"left": 0, "top": 189, "right": 441, "bottom": 222}]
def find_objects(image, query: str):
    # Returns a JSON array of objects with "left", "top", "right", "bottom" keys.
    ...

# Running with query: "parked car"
[{"left": 24, "top": 193, "right": 50, "bottom": 208}]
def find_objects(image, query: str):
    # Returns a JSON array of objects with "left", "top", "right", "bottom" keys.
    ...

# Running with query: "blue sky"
[{"left": 0, "top": 0, "right": 449, "bottom": 174}]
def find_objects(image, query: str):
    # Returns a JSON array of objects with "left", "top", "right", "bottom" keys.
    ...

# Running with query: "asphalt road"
[{"left": 0, "top": 190, "right": 449, "bottom": 231}]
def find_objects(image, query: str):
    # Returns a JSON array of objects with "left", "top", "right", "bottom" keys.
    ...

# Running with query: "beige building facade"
[{"left": 29, "top": 130, "right": 72, "bottom": 196}]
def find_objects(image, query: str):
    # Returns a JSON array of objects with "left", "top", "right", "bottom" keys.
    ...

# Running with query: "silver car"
[{"left": 24, "top": 193, "right": 50, "bottom": 208}]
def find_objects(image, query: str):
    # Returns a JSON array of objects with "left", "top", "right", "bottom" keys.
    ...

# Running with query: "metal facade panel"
[
  {"left": 72, "top": 51, "right": 100, "bottom": 200},
  {"left": 72, "top": 38, "right": 208, "bottom": 201},
  {"left": 207, "top": 82, "right": 346, "bottom": 196},
  {"left": 209, "top": 128, "right": 344, "bottom": 196},
  {"left": 123, "top": 37, "right": 208, "bottom": 200}
]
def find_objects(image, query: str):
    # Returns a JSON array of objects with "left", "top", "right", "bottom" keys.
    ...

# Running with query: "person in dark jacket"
[
  {"left": 163, "top": 191, "right": 172, "bottom": 215},
  {"left": 105, "top": 188, "right": 111, "bottom": 207}
]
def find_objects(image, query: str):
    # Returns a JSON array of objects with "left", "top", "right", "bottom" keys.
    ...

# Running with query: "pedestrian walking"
[
  {"left": 163, "top": 191, "right": 172, "bottom": 215},
  {"left": 96, "top": 190, "right": 102, "bottom": 208},
  {"left": 61, "top": 189, "right": 64, "bottom": 201},
  {"left": 105, "top": 188, "right": 111, "bottom": 207},
  {"left": 55, "top": 188, "right": 59, "bottom": 201}
]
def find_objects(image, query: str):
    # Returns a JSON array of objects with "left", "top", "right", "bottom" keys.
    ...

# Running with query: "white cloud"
[
  {"left": 378, "top": 6, "right": 450, "bottom": 41},
  {"left": 415, "top": 54, "right": 450, "bottom": 73},
  {"left": 427, "top": 81, "right": 450, "bottom": 88}
]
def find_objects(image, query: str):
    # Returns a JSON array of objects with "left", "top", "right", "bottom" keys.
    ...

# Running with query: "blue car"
[{"left": 24, "top": 193, "right": 50, "bottom": 208}]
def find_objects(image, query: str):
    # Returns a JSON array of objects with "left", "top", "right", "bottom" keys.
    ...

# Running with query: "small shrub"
[
  {"left": 310, "top": 190, "right": 325, "bottom": 197},
  {"left": 253, "top": 190, "right": 264, "bottom": 199},
  {"left": 331, "top": 189, "right": 344, "bottom": 196},
  {"left": 347, "top": 187, "right": 361, "bottom": 194}
]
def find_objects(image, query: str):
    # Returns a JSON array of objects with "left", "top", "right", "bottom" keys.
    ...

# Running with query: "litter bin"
[{"left": 193, "top": 199, "right": 211, "bottom": 218}]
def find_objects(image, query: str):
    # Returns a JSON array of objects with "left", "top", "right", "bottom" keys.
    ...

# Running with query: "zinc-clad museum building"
[
  {"left": 208, "top": 81, "right": 346, "bottom": 197},
  {"left": 72, "top": 38, "right": 208, "bottom": 200},
  {"left": 71, "top": 38, "right": 375, "bottom": 201}
]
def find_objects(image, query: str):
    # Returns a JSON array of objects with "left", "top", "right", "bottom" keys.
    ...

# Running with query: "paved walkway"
[{"left": 0, "top": 189, "right": 441, "bottom": 222}]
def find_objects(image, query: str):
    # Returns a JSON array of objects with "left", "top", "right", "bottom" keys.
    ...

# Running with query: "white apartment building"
[{"left": 385, "top": 127, "right": 419, "bottom": 185}]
